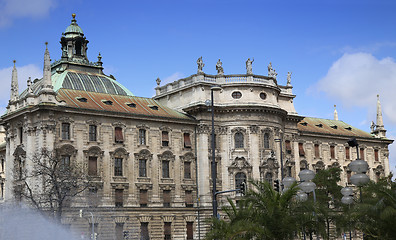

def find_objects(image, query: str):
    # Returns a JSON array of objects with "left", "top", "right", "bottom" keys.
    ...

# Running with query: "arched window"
[
  {"left": 265, "top": 172, "right": 273, "bottom": 185},
  {"left": 264, "top": 133, "right": 270, "bottom": 149},
  {"left": 234, "top": 132, "right": 244, "bottom": 148},
  {"left": 235, "top": 172, "right": 246, "bottom": 189}
]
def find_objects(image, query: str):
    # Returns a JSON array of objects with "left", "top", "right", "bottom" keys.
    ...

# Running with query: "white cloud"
[
  {"left": 0, "top": 0, "right": 56, "bottom": 27},
  {"left": 0, "top": 64, "right": 42, "bottom": 102},
  {"left": 314, "top": 52, "right": 396, "bottom": 178},
  {"left": 315, "top": 53, "right": 396, "bottom": 124}
]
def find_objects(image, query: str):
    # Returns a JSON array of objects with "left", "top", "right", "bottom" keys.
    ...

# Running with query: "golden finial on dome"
[
  {"left": 13, "top": 60, "right": 16, "bottom": 66},
  {"left": 72, "top": 13, "right": 76, "bottom": 19}
]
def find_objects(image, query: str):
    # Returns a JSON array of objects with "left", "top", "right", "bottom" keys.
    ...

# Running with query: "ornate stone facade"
[{"left": 0, "top": 14, "right": 392, "bottom": 240}]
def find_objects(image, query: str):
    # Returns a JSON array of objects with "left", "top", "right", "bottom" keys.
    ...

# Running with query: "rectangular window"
[
  {"left": 1, "top": 158, "right": 4, "bottom": 172},
  {"left": 139, "top": 129, "right": 146, "bottom": 145},
  {"left": 330, "top": 146, "right": 335, "bottom": 159},
  {"left": 162, "top": 160, "right": 170, "bottom": 178},
  {"left": 1, "top": 182, "right": 4, "bottom": 199},
  {"left": 115, "top": 127, "right": 123, "bottom": 143},
  {"left": 314, "top": 144, "right": 319, "bottom": 158},
  {"left": 19, "top": 127, "right": 23, "bottom": 144},
  {"left": 298, "top": 143, "right": 305, "bottom": 156},
  {"left": 139, "top": 159, "right": 147, "bottom": 177},
  {"left": 375, "top": 149, "right": 379, "bottom": 161},
  {"left": 61, "top": 123, "right": 70, "bottom": 140},
  {"left": 345, "top": 147, "right": 350, "bottom": 160},
  {"left": 163, "top": 190, "right": 171, "bottom": 207},
  {"left": 185, "top": 190, "right": 193, "bottom": 207},
  {"left": 360, "top": 148, "right": 365, "bottom": 160},
  {"left": 186, "top": 222, "right": 193, "bottom": 240},
  {"left": 184, "top": 162, "right": 191, "bottom": 179},
  {"left": 89, "top": 125, "right": 97, "bottom": 141},
  {"left": 140, "top": 222, "right": 149, "bottom": 240},
  {"left": 115, "top": 223, "right": 124, "bottom": 240},
  {"left": 162, "top": 131, "right": 169, "bottom": 147},
  {"left": 164, "top": 222, "right": 172, "bottom": 240},
  {"left": 88, "top": 156, "right": 98, "bottom": 176},
  {"left": 347, "top": 171, "right": 351, "bottom": 184},
  {"left": 61, "top": 155, "right": 70, "bottom": 171},
  {"left": 184, "top": 133, "right": 192, "bottom": 148},
  {"left": 140, "top": 189, "right": 148, "bottom": 207},
  {"left": 285, "top": 140, "right": 292, "bottom": 154},
  {"left": 114, "top": 158, "right": 123, "bottom": 176},
  {"left": 115, "top": 189, "right": 123, "bottom": 207}
]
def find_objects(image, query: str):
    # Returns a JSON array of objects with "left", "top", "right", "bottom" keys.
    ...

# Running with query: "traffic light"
[
  {"left": 274, "top": 180, "right": 280, "bottom": 192},
  {"left": 239, "top": 182, "right": 246, "bottom": 195}
]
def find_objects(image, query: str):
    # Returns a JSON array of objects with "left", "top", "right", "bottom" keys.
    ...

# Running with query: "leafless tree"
[{"left": 14, "top": 148, "right": 91, "bottom": 222}]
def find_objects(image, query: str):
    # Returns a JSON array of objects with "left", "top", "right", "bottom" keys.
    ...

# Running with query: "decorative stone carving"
[
  {"left": 216, "top": 59, "right": 224, "bottom": 75},
  {"left": 287, "top": 72, "right": 292, "bottom": 86},
  {"left": 249, "top": 125, "right": 259, "bottom": 134},
  {"left": 267, "top": 62, "right": 277, "bottom": 79},
  {"left": 218, "top": 126, "right": 228, "bottom": 135},
  {"left": 231, "top": 127, "right": 246, "bottom": 133},
  {"left": 246, "top": 58, "right": 254, "bottom": 75},
  {"left": 197, "top": 56, "right": 204, "bottom": 74},
  {"left": 138, "top": 216, "right": 152, "bottom": 223},
  {"left": 114, "top": 216, "right": 128, "bottom": 223},
  {"left": 229, "top": 157, "right": 251, "bottom": 170},
  {"left": 162, "top": 215, "right": 175, "bottom": 222},
  {"left": 197, "top": 124, "right": 209, "bottom": 134}
]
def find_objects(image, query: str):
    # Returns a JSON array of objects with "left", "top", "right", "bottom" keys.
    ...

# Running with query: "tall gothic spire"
[
  {"left": 333, "top": 105, "right": 338, "bottom": 121},
  {"left": 41, "top": 42, "right": 53, "bottom": 91},
  {"left": 374, "top": 94, "right": 386, "bottom": 138},
  {"left": 10, "top": 60, "right": 19, "bottom": 101}
]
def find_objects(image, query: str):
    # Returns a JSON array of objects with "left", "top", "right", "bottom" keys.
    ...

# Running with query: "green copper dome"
[{"left": 64, "top": 13, "right": 84, "bottom": 36}]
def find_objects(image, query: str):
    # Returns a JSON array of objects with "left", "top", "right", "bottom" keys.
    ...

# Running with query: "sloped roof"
[
  {"left": 298, "top": 117, "right": 373, "bottom": 138},
  {"left": 56, "top": 89, "right": 193, "bottom": 121}
]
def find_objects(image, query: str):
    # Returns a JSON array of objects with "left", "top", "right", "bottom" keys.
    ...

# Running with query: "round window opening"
[
  {"left": 232, "top": 91, "right": 242, "bottom": 99},
  {"left": 260, "top": 92, "right": 267, "bottom": 100}
]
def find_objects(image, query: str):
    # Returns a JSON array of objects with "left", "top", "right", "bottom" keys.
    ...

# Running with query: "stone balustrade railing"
[{"left": 156, "top": 73, "right": 280, "bottom": 96}]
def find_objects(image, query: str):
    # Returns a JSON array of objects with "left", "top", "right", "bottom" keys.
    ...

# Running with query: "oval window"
[
  {"left": 260, "top": 92, "right": 267, "bottom": 100},
  {"left": 232, "top": 91, "right": 242, "bottom": 99}
]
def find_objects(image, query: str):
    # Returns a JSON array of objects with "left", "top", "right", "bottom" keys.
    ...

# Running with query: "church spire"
[
  {"left": 10, "top": 60, "right": 19, "bottom": 101},
  {"left": 41, "top": 42, "right": 53, "bottom": 91},
  {"left": 333, "top": 105, "right": 338, "bottom": 121},
  {"left": 374, "top": 94, "right": 386, "bottom": 138}
]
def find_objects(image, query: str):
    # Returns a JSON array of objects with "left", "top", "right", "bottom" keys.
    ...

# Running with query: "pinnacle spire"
[
  {"left": 41, "top": 42, "right": 53, "bottom": 91},
  {"left": 10, "top": 60, "right": 19, "bottom": 101},
  {"left": 374, "top": 94, "right": 386, "bottom": 138},
  {"left": 333, "top": 105, "right": 338, "bottom": 121}
]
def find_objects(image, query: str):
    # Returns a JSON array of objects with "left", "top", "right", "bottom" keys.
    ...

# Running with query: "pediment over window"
[
  {"left": 135, "top": 149, "right": 153, "bottom": 160},
  {"left": 112, "top": 121, "right": 126, "bottom": 128},
  {"left": 229, "top": 157, "right": 251, "bottom": 170},
  {"left": 260, "top": 158, "right": 279, "bottom": 170},
  {"left": 137, "top": 124, "right": 150, "bottom": 130},
  {"left": 180, "top": 152, "right": 195, "bottom": 162},
  {"left": 110, "top": 147, "right": 129, "bottom": 158},
  {"left": 231, "top": 127, "right": 246, "bottom": 133},
  {"left": 58, "top": 117, "right": 74, "bottom": 123},
  {"left": 83, "top": 146, "right": 104, "bottom": 156},
  {"left": 158, "top": 151, "right": 175, "bottom": 161},
  {"left": 56, "top": 144, "right": 77, "bottom": 156}
]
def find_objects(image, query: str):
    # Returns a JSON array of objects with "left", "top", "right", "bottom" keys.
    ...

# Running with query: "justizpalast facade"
[{"left": 0, "top": 15, "right": 392, "bottom": 240}]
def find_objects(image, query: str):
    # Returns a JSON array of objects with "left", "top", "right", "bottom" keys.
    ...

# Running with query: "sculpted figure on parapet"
[
  {"left": 246, "top": 58, "right": 254, "bottom": 74},
  {"left": 197, "top": 56, "right": 205, "bottom": 74},
  {"left": 268, "top": 62, "right": 277, "bottom": 79},
  {"left": 216, "top": 59, "right": 224, "bottom": 75},
  {"left": 287, "top": 71, "right": 292, "bottom": 85}
]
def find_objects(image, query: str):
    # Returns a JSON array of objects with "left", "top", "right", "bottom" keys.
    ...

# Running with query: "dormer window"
[
  {"left": 77, "top": 97, "right": 87, "bottom": 102},
  {"left": 330, "top": 125, "right": 338, "bottom": 129},
  {"left": 300, "top": 122, "right": 308, "bottom": 126},
  {"left": 345, "top": 127, "right": 352, "bottom": 131},
  {"left": 102, "top": 100, "right": 113, "bottom": 105},
  {"left": 149, "top": 105, "right": 158, "bottom": 110},
  {"left": 316, "top": 124, "right": 323, "bottom": 128},
  {"left": 126, "top": 102, "right": 136, "bottom": 108}
]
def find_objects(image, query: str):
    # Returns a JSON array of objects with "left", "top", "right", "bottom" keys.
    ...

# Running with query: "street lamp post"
[
  {"left": 341, "top": 186, "right": 354, "bottom": 240},
  {"left": 209, "top": 86, "right": 222, "bottom": 218},
  {"left": 347, "top": 138, "right": 369, "bottom": 202}
]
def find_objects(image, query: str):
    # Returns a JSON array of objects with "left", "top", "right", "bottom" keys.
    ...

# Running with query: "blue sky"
[{"left": 1, "top": 0, "right": 396, "bottom": 174}]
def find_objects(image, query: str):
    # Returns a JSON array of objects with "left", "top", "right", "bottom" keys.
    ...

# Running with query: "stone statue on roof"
[
  {"left": 246, "top": 58, "right": 254, "bottom": 75},
  {"left": 287, "top": 72, "right": 292, "bottom": 85},
  {"left": 268, "top": 62, "right": 277, "bottom": 79},
  {"left": 216, "top": 59, "right": 224, "bottom": 75},
  {"left": 197, "top": 56, "right": 205, "bottom": 74},
  {"left": 370, "top": 120, "right": 375, "bottom": 133}
]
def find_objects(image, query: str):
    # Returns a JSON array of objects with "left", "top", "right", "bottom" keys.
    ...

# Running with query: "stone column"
[
  {"left": 249, "top": 126, "right": 260, "bottom": 180},
  {"left": 196, "top": 124, "right": 210, "bottom": 206}
]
